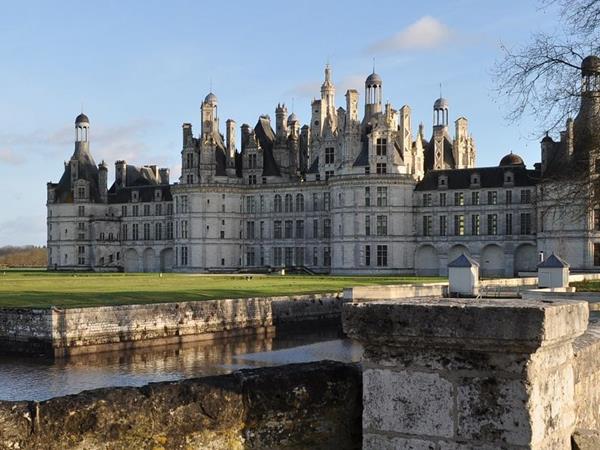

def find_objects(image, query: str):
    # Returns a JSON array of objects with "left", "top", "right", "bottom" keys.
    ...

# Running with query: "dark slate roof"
[
  {"left": 52, "top": 144, "right": 101, "bottom": 203},
  {"left": 448, "top": 254, "right": 479, "bottom": 268},
  {"left": 107, "top": 184, "right": 172, "bottom": 204},
  {"left": 254, "top": 116, "right": 281, "bottom": 177},
  {"left": 307, "top": 156, "right": 320, "bottom": 174},
  {"left": 353, "top": 138, "right": 369, "bottom": 167},
  {"left": 75, "top": 113, "right": 89, "bottom": 124},
  {"left": 538, "top": 253, "right": 569, "bottom": 268},
  {"left": 215, "top": 147, "right": 227, "bottom": 176},
  {"left": 499, "top": 152, "right": 525, "bottom": 167},
  {"left": 424, "top": 133, "right": 455, "bottom": 171},
  {"left": 415, "top": 166, "right": 538, "bottom": 191}
]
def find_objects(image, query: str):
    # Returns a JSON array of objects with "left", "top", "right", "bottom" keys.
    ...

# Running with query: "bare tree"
[{"left": 494, "top": 0, "right": 600, "bottom": 220}]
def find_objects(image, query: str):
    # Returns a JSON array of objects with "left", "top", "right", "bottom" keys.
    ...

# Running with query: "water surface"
[{"left": 0, "top": 325, "right": 362, "bottom": 401}]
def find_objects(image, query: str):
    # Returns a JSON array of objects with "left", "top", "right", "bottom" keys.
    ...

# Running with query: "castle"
[{"left": 47, "top": 56, "right": 600, "bottom": 276}]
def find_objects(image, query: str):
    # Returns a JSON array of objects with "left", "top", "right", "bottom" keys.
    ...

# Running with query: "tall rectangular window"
[
  {"left": 488, "top": 191, "right": 498, "bottom": 205},
  {"left": 313, "top": 193, "right": 320, "bottom": 211},
  {"left": 471, "top": 214, "right": 480, "bottom": 235},
  {"left": 422, "top": 216, "right": 432, "bottom": 236},
  {"left": 246, "top": 221, "right": 255, "bottom": 239},
  {"left": 122, "top": 224, "right": 128, "bottom": 240},
  {"left": 295, "top": 220, "right": 304, "bottom": 239},
  {"left": 471, "top": 192, "right": 480, "bottom": 205},
  {"left": 365, "top": 215, "right": 371, "bottom": 236},
  {"left": 273, "top": 247, "right": 282, "bottom": 266},
  {"left": 376, "top": 215, "right": 388, "bottom": 236},
  {"left": 375, "top": 138, "right": 387, "bottom": 156},
  {"left": 365, "top": 245, "right": 371, "bottom": 266},
  {"left": 323, "top": 247, "right": 331, "bottom": 266},
  {"left": 313, "top": 247, "right": 318, "bottom": 266},
  {"left": 325, "top": 147, "right": 335, "bottom": 164},
  {"left": 520, "top": 189, "right": 531, "bottom": 204},
  {"left": 313, "top": 219, "right": 319, "bottom": 238},
  {"left": 274, "top": 220, "right": 282, "bottom": 239},
  {"left": 454, "top": 192, "right": 464, "bottom": 206},
  {"left": 323, "top": 219, "right": 331, "bottom": 238},
  {"left": 259, "top": 221, "right": 264, "bottom": 239},
  {"left": 132, "top": 223, "right": 139, "bottom": 240},
  {"left": 78, "top": 206, "right": 85, "bottom": 217},
  {"left": 144, "top": 204, "right": 150, "bottom": 216},
  {"left": 155, "top": 223, "right": 162, "bottom": 240},
  {"left": 181, "top": 247, "right": 188, "bottom": 266},
  {"left": 295, "top": 247, "right": 304, "bottom": 266},
  {"left": 422, "top": 193, "right": 432, "bottom": 207},
  {"left": 377, "top": 187, "right": 388, "bottom": 207},
  {"left": 454, "top": 215, "right": 465, "bottom": 236},
  {"left": 365, "top": 187, "right": 371, "bottom": 206},
  {"left": 506, "top": 190, "right": 512, "bottom": 205},
  {"left": 121, "top": 205, "right": 127, "bottom": 217},
  {"left": 439, "top": 215, "right": 447, "bottom": 236},
  {"left": 376, "top": 163, "right": 387, "bottom": 174},
  {"left": 376, "top": 245, "right": 388, "bottom": 267},
  {"left": 155, "top": 203, "right": 162, "bottom": 216},
  {"left": 520, "top": 213, "right": 532, "bottom": 234},
  {"left": 284, "top": 220, "right": 293, "bottom": 239},
  {"left": 181, "top": 220, "right": 188, "bottom": 239},
  {"left": 439, "top": 192, "right": 446, "bottom": 206},
  {"left": 487, "top": 214, "right": 498, "bottom": 235},
  {"left": 324, "top": 193, "right": 331, "bottom": 211},
  {"left": 166, "top": 222, "right": 173, "bottom": 239}
]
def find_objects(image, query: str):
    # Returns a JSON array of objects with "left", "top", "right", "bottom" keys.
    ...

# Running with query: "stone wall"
[
  {"left": 572, "top": 316, "right": 600, "bottom": 448},
  {"left": 0, "top": 293, "right": 345, "bottom": 356},
  {"left": 0, "top": 308, "right": 53, "bottom": 353},
  {"left": 0, "top": 361, "right": 362, "bottom": 450},
  {"left": 343, "top": 297, "right": 591, "bottom": 449}
]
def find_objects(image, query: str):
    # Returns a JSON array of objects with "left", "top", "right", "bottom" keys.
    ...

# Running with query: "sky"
[{"left": 0, "top": 0, "right": 565, "bottom": 246}]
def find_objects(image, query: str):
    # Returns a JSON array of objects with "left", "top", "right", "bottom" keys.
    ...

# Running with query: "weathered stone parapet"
[
  {"left": 343, "top": 298, "right": 589, "bottom": 449},
  {"left": 0, "top": 361, "right": 362, "bottom": 450}
]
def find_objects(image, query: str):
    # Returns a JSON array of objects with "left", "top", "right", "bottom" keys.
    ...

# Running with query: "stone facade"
[{"left": 47, "top": 57, "right": 600, "bottom": 275}]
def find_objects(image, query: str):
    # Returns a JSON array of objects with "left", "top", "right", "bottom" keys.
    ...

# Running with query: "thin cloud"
[
  {"left": 367, "top": 16, "right": 454, "bottom": 54},
  {"left": 0, "top": 148, "right": 25, "bottom": 165}
]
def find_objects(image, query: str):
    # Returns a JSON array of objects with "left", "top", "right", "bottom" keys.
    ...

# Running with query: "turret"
[
  {"left": 287, "top": 112, "right": 300, "bottom": 137},
  {"left": 98, "top": 161, "right": 108, "bottom": 203},
  {"left": 364, "top": 72, "right": 383, "bottom": 121},
  {"left": 433, "top": 97, "right": 449, "bottom": 129},
  {"left": 201, "top": 92, "right": 218, "bottom": 139},
  {"left": 321, "top": 64, "right": 336, "bottom": 118},
  {"left": 115, "top": 160, "right": 127, "bottom": 188}
]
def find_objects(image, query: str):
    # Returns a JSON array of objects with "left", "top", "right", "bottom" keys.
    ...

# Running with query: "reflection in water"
[{"left": 0, "top": 323, "right": 362, "bottom": 401}]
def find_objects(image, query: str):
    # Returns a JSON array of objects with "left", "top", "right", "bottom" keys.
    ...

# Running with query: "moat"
[{"left": 0, "top": 324, "right": 362, "bottom": 401}]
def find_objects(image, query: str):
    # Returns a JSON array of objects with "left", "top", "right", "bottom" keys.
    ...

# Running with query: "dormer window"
[
  {"left": 438, "top": 175, "right": 448, "bottom": 189},
  {"left": 132, "top": 191, "right": 139, "bottom": 202},
  {"left": 155, "top": 190, "right": 162, "bottom": 201},
  {"left": 470, "top": 173, "right": 480, "bottom": 186},
  {"left": 504, "top": 171, "right": 514, "bottom": 185},
  {"left": 375, "top": 138, "right": 387, "bottom": 156}
]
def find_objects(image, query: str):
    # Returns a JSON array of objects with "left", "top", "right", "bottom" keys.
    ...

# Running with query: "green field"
[
  {"left": 0, "top": 270, "right": 445, "bottom": 309},
  {"left": 571, "top": 280, "right": 600, "bottom": 292}
]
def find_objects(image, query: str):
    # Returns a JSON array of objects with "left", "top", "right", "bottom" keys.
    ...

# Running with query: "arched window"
[
  {"left": 285, "top": 194, "right": 293, "bottom": 213},
  {"left": 295, "top": 193, "right": 304, "bottom": 212},
  {"left": 274, "top": 194, "right": 282, "bottom": 213}
]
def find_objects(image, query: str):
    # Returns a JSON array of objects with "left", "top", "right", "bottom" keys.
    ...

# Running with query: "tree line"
[{"left": 0, "top": 246, "right": 47, "bottom": 268}]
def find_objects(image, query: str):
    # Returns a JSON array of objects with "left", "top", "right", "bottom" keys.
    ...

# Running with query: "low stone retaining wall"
[
  {"left": 344, "top": 283, "right": 447, "bottom": 302},
  {"left": 0, "top": 360, "right": 362, "bottom": 450},
  {"left": 0, "top": 293, "right": 344, "bottom": 357}
]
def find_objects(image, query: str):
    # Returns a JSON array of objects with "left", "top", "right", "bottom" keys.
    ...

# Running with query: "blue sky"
[{"left": 0, "top": 0, "right": 563, "bottom": 246}]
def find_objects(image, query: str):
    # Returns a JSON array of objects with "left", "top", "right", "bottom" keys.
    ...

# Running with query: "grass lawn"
[
  {"left": 0, "top": 269, "right": 445, "bottom": 309},
  {"left": 571, "top": 280, "right": 600, "bottom": 292}
]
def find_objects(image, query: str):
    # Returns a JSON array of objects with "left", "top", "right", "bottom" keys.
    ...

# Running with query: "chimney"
[
  {"left": 98, "top": 161, "right": 108, "bottom": 203},
  {"left": 115, "top": 160, "right": 127, "bottom": 188},
  {"left": 226, "top": 119, "right": 236, "bottom": 159},
  {"left": 159, "top": 168, "right": 170, "bottom": 185}
]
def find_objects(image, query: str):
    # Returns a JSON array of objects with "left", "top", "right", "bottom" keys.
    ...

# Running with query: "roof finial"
[
  {"left": 372, "top": 57, "right": 376, "bottom": 73},
  {"left": 209, "top": 77, "right": 213, "bottom": 93},
  {"left": 439, "top": 82, "right": 442, "bottom": 99}
]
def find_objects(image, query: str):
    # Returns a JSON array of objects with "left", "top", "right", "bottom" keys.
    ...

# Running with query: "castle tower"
[
  {"left": 98, "top": 160, "right": 108, "bottom": 203},
  {"left": 74, "top": 113, "right": 90, "bottom": 156},
  {"left": 432, "top": 97, "right": 450, "bottom": 170},
  {"left": 573, "top": 55, "right": 600, "bottom": 165}
]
